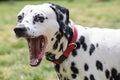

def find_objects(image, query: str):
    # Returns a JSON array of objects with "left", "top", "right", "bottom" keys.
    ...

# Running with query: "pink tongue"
[{"left": 27, "top": 37, "right": 42, "bottom": 66}]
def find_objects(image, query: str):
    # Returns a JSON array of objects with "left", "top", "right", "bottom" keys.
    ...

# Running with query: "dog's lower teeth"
[
  {"left": 36, "top": 59, "right": 39, "bottom": 63},
  {"left": 31, "top": 59, "right": 39, "bottom": 65}
]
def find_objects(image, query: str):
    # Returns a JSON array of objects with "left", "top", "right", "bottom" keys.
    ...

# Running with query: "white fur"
[{"left": 16, "top": 3, "right": 120, "bottom": 80}]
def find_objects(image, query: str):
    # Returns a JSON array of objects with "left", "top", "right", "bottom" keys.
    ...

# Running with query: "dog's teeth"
[
  {"left": 42, "top": 42, "right": 44, "bottom": 47},
  {"left": 34, "top": 59, "right": 39, "bottom": 65},
  {"left": 36, "top": 59, "right": 39, "bottom": 63},
  {"left": 31, "top": 59, "right": 39, "bottom": 65}
]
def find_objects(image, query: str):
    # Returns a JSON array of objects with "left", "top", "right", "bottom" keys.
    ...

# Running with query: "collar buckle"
[{"left": 68, "top": 43, "right": 77, "bottom": 49}]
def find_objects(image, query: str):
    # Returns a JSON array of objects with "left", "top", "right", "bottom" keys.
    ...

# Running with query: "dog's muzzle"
[
  {"left": 14, "top": 25, "right": 27, "bottom": 37},
  {"left": 14, "top": 24, "right": 48, "bottom": 67}
]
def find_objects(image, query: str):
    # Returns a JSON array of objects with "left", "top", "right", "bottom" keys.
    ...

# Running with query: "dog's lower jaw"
[{"left": 26, "top": 35, "right": 48, "bottom": 66}]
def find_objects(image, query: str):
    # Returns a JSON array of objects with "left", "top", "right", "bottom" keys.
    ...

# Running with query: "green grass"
[{"left": 0, "top": 0, "right": 120, "bottom": 80}]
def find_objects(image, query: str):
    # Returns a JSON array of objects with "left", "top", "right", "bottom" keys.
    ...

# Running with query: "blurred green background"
[{"left": 0, "top": 0, "right": 120, "bottom": 80}]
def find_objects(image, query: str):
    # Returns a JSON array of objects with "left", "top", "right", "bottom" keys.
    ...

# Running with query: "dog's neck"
[{"left": 45, "top": 20, "right": 75, "bottom": 63}]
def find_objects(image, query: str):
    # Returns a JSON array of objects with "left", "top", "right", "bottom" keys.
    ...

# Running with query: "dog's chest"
[
  {"left": 54, "top": 59, "right": 81, "bottom": 80},
  {"left": 54, "top": 50, "right": 86, "bottom": 80}
]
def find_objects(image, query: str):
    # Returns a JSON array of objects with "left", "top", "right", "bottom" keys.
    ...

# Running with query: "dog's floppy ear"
[{"left": 49, "top": 2, "right": 73, "bottom": 43}]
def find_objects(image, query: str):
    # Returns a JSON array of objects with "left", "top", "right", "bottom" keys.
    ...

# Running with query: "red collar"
[{"left": 53, "top": 26, "right": 78, "bottom": 64}]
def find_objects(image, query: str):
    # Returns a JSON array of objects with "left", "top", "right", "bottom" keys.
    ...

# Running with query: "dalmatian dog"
[{"left": 14, "top": 2, "right": 120, "bottom": 80}]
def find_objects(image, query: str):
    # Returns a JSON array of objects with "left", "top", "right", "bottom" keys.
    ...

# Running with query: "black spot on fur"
[
  {"left": 96, "top": 43, "right": 99, "bottom": 47},
  {"left": 105, "top": 68, "right": 120, "bottom": 80},
  {"left": 111, "top": 68, "right": 120, "bottom": 80},
  {"left": 55, "top": 64, "right": 60, "bottom": 73},
  {"left": 110, "top": 76, "right": 113, "bottom": 80},
  {"left": 30, "top": 10, "right": 33, "bottom": 12},
  {"left": 79, "top": 36, "right": 85, "bottom": 44},
  {"left": 53, "top": 40, "right": 59, "bottom": 50},
  {"left": 116, "top": 73, "right": 120, "bottom": 80},
  {"left": 96, "top": 60, "right": 103, "bottom": 71},
  {"left": 56, "top": 32, "right": 63, "bottom": 40},
  {"left": 79, "top": 36, "right": 87, "bottom": 51},
  {"left": 63, "top": 68, "right": 66, "bottom": 73},
  {"left": 33, "top": 20, "right": 35, "bottom": 24},
  {"left": 89, "top": 44, "right": 95, "bottom": 56},
  {"left": 64, "top": 77, "right": 69, "bottom": 80},
  {"left": 90, "top": 74, "right": 95, "bottom": 80},
  {"left": 111, "top": 68, "right": 117, "bottom": 78},
  {"left": 72, "top": 50, "right": 77, "bottom": 57},
  {"left": 51, "top": 38, "right": 54, "bottom": 41},
  {"left": 71, "top": 74, "right": 77, "bottom": 79},
  {"left": 33, "top": 14, "right": 46, "bottom": 23},
  {"left": 17, "top": 13, "right": 24, "bottom": 23},
  {"left": 84, "top": 63, "right": 89, "bottom": 71},
  {"left": 55, "top": 31, "right": 59, "bottom": 35},
  {"left": 71, "top": 62, "right": 79, "bottom": 74},
  {"left": 53, "top": 32, "right": 63, "bottom": 50},
  {"left": 58, "top": 74, "right": 62, "bottom": 80},
  {"left": 45, "top": 52, "right": 56, "bottom": 61},
  {"left": 71, "top": 62, "right": 75, "bottom": 66},
  {"left": 59, "top": 43, "right": 64, "bottom": 52},
  {"left": 84, "top": 76, "right": 89, "bottom": 80},
  {"left": 105, "top": 69, "right": 110, "bottom": 79},
  {"left": 82, "top": 43, "right": 87, "bottom": 51},
  {"left": 76, "top": 42, "right": 81, "bottom": 49}
]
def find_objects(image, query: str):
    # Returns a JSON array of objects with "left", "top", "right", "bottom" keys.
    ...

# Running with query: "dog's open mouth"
[{"left": 26, "top": 35, "right": 47, "bottom": 66}]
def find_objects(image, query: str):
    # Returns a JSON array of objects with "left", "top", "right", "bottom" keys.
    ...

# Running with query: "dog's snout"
[
  {"left": 14, "top": 27, "right": 27, "bottom": 33},
  {"left": 14, "top": 26, "right": 27, "bottom": 37}
]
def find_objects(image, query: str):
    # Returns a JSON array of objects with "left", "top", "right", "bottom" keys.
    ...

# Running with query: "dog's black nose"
[
  {"left": 14, "top": 27, "right": 27, "bottom": 33},
  {"left": 14, "top": 26, "right": 27, "bottom": 37}
]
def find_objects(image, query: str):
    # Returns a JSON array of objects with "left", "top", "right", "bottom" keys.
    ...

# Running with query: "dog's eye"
[
  {"left": 33, "top": 14, "right": 48, "bottom": 23},
  {"left": 17, "top": 15, "right": 23, "bottom": 23}
]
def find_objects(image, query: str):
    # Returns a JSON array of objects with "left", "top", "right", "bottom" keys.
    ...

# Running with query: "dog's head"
[{"left": 14, "top": 3, "right": 73, "bottom": 66}]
